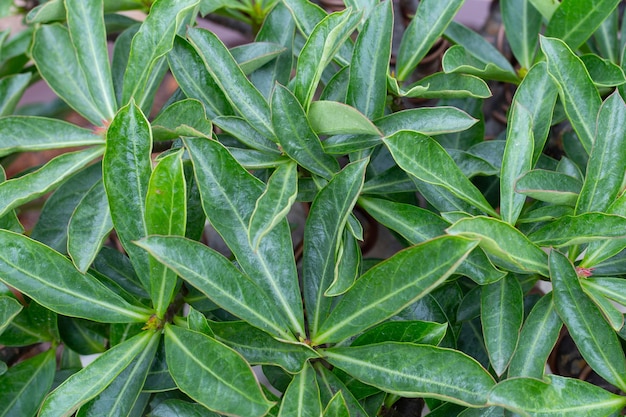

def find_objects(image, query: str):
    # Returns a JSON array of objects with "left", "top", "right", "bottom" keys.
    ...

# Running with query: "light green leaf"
[
  {"left": 313, "top": 236, "right": 477, "bottom": 345},
  {"left": 442, "top": 45, "right": 520, "bottom": 83},
  {"left": 249, "top": 162, "right": 298, "bottom": 250},
  {"left": 165, "top": 325, "right": 274, "bottom": 417},
  {"left": 515, "top": 169, "right": 582, "bottom": 206},
  {"left": 394, "top": 72, "right": 492, "bottom": 99},
  {"left": 231, "top": 42, "right": 286, "bottom": 75},
  {"left": 278, "top": 363, "right": 322, "bottom": 417},
  {"left": 0, "top": 146, "right": 104, "bottom": 219},
  {"left": 541, "top": 36, "right": 601, "bottom": 154},
  {"left": 375, "top": 107, "right": 478, "bottom": 136},
  {"left": 0, "top": 73, "right": 31, "bottom": 116},
  {"left": 184, "top": 137, "right": 304, "bottom": 338},
  {"left": 583, "top": 286, "right": 624, "bottom": 331},
  {"left": 308, "top": 100, "right": 382, "bottom": 137},
  {"left": 384, "top": 130, "right": 498, "bottom": 217},
  {"left": 396, "top": 0, "right": 465, "bottom": 81},
  {"left": 323, "top": 343, "right": 495, "bottom": 407},
  {"left": 152, "top": 98, "right": 212, "bottom": 141},
  {"left": 26, "top": 0, "right": 146, "bottom": 23},
  {"left": 501, "top": 0, "right": 542, "bottom": 69},
  {"left": 323, "top": 391, "right": 350, "bottom": 417},
  {"left": 40, "top": 331, "right": 158, "bottom": 417},
  {"left": 581, "top": 277, "right": 626, "bottom": 309},
  {"left": 67, "top": 180, "right": 113, "bottom": 273},
  {"left": 488, "top": 375, "right": 626, "bottom": 416},
  {"left": 550, "top": 250, "right": 626, "bottom": 391},
  {"left": 446, "top": 216, "right": 549, "bottom": 276},
  {"left": 529, "top": 213, "right": 626, "bottom": 247},
  {"left": 303, "top": 159, "right": 368, "bottom": 337}
]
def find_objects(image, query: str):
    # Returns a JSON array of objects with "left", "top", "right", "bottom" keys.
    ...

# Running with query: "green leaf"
[
  {"left": 0, "top": 230, "right": 151, "bottom": 323},
  {"left": 541, "top": 36, "right": 601, "bottom": 154},
  {"left": 583, "top": 286, "right": 624, "bottom": 331},
  {"left": 488, "top": 375, "right": 626, "bottom": 416},
  {"left": 0, "top": 73, "right": 31, "bottom": 116},
  {"left": 271, "top": 85, "right": 340, "bottom": 178},
  {"left": 152, "top": 98, "right": 213, "bottom": 141},
  {"left": 352, "top": 320, "right": 448, "bottom": 347},
  {"left": 0, "top": 299, "right": 58, "bottom": 347},
  {"left": 581, "top": 195, "right": 626, "bottom": 266},
  {"left": 384, "top": 130, "right": 498, "bottom": 217},
  {"left": 150, "top": 399, "right": 221, "bottom": 417},
  {"left": 146, "top": 149, "right": 187, "bottom": 318},
  {"left": 65, "top": 0, "right": 117, "bottom": 120},
  {"left": 515, "top": 169, "right": 582, "bottom": 206},
  {"left": 593, "top": 7, "right": 619, "bottom": 63},
  {"left": 323, "top": 392, "right": 350, "bottom": 417},
  {"left": 231, "top": 42, "right": 287, "bottom": 75},
  {"left": 545, "top": 0, "right": 620, "bottom": 50},
  {"left": 293, "top": 9, "right": 361, "bottom": 108},
  {"left": 375, "top": 107, "right": 478, "bottom": 136},
  {"left": 0, "top": 146, "right": 104, "bottom": 219},
  {"left": 214, "top": 116, "right": 279, "bottom": 153},
  {"left": 315, "top": 364, "right": 371, "bottom": 417},
  {"left": 501, "top": 0, "right": 542, "bottom": 69},
  {"left": 165, "top": 325, "right": 274, "bottom": 417},
  {"left": 346, "top": 0, "right": 392, "bottom": 119},
  {"left": 40, "top": 330, "right": 158, "bottom": 417},
  {"left": 581, "top": 54, "right": 626, "bottom": 87},
  {"left": 325, "top": 228, "right": 361, "bottom": 296},
  {"left": 446, "top": 216, "right": 549, "bottom": 276},
  {"left": 441, "top": 45, "right": 520, "bottom": 83},
  {"left": 313, "top": 236, "right": 477, "bottom": 344},
  {"left": 58, "top": 316, "right": 106, "bottom": 355},
  {"left": 122, "top": 0, "right": 198, "bottom": 109},
  {"left": 500, "top": 102, "right": 534, "bottom": 225},
  {"left": 187, "top": 27, "right": 275, "bottom": 139},
  {"left": 508, "top": 294, "right": 562, "bottom": 379},
  {"left": 323, "top": 343, "right": 495, "bottom": 407},
  {"left": 550, "top": 250, "right": 626, "bottom": 391},
  {"left": 278, "top": 363, "right": 322, "bottom": 417},
  {"left": 393, "top": 72, "right": 492, "bottom": 99},
  {"left": 0, "top": 296, "right": 22, "bottom": 336},
  {"left": 103, "top": 101, "right": 151, "bottom": 289},
  {"left": 31, "top": 24, "right": 107, "bottom": 125},
  {"left": 481, "top": 275, "right": 524, "bottom": 376},
  {"left": 308, "top": 100, "right": 382, "bottom": 137},
  {"left": 576, "top": 92, "right": 626, "bottom": 213},
  {"left": 0, "top": 350, "right": 55, "bottom": 417},
  {"left": 581, "top": 277, "right": 626, "bottom": 309},
  {"left": 184, "top": 137, "right": 304, "bottom": 338},
  {"left": 303, "top": 159, "right": 368, "bottom": 337},
  {"left": 67, "top": 180, "right": 113, "bottom": 273},
  {"left": 529, "top": 213, "right": 626, "bottom": 247},
  {"left": 396, "top": 0, "right": 465, "bottom": 81},
  {"left": 249, "top": 162, "right": 298, "bottom": 250}
]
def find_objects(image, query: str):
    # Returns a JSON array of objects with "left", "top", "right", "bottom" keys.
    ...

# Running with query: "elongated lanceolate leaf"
[
  {"left": 0, "top": 116, "right": 103, "bottom": 157},
  {"left": 0, "top": 146, "right": 104, "bottom": 219},
  {"left": 136, "top": 235, "right": 293, "bottom": 341},
  {"left": 0, "top": 73, "right": 31, "bottom": 117},
  {"left": 508, "top": 294, "right": 562, "bottom": 379},
  {"left": 529, "top": 213, "right": 626, "bottom": 247},
  {"left": 0, "top": 230, "right": 150, "bottom": 323},
  {"left": 384, "top": 130, "right": 498, "bottom": 217},
  {"left": 308, "top": 101, "right": 382, "bottom": 137},
  {"left": 67, "top": 180, "right": 113, "bottom": 273},
  {"left": 40, "top": 331, "right": 158, "bottom": 417},
  {"left": 66, "top": 0, "right": 117, "bottom": 120},
  {"left": 324, "top": 343, "right": 495, "bottom": 407},
  {"left": 550, "top": 250, "right": 626, "bottom": 391},
  {"left": 249, "top": 162, "right": 298, "bottom": 250},
  {"left": 396, "top": 0, "right": 465, "bottom": 81},
  {"left": 501, "top": 0, "right": 542, "bottom": 69},
  {"left": 581, "top": 277, "right": 626, "bottom": 308},
  {"left": 184, "top": 137, "right": 304, "bottom": 338},
  {"left": 347, "top": 0, "right": 392, "bottom": 120},
  {"left": 576, "top": 92, "right": 626, "bottom": 213},
  {"left": 391, "top": 72, "right": 492, "bottom": 100},
  {"left": 214, "top": 116, "right": 279, "bottom": 153},
  {"left": 303, "top": 159, "right": 368, "bottom": 337},
  {"left": 278, "top": 363, "right": 322, "bottom": 417},
  {"left": 488, "top": 375, "right": 626, "bottom": 417},
  {"left": 187, "top": 28, "right": 275, "bottom": 140},
  {"left": 103, "top": 101, "right": 151, "bottom": 289},
  {"left": 541, "top": 36, "right": 601, "bottom": 154},
  {"left": 122, "top": 0, "right": 198, "bottom": 109},
  {"left": 231, "top": 42, "right": 287, "bottom": 75},
  {"left": 447, "top": 216, "right": 549, "bottom": 276},
  {"left": 271, "top": 85, "right": 339, "bottom": 179},
  {"left": 515, "top": 169, "right": 582, "bottom": 206},
  {"left": 375, "top": 107, "right": 478, "bottom": 136},
  {"left": 313, "top": 236, "right": 477, "bottom": 344},
  {"left": 165, "top": 325, "right": 274, "bottom": 417}
]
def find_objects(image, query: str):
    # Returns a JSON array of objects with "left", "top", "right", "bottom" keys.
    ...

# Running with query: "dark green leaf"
[
  {"left": 0, "top": 73, "right": 31, "bottom": 116},
  {"left": 581, "top": 54, "right": 626, "bottom": 87},
  {"left": 351, "top": 320, "right": 447, "bottom": 347},
  {"left": 0, "top": 300, "right": 58, "bottom": 346},
  {"left": 393, "top": 72, "right": 492, "bottom": 99},
  {"left": 529, "top": 213, "right": 626, "bottom": 247},
  {"left": 231, "top": 42, "right": 287, "bottom": 75},
  {"left": 152, "top": 99, "right": 213, "bottom": 141},
  {"left": 325, "top": 228, "right": 361, "bottom": 296},
  {"left": 149, "top": 399, "right": 221, "bottom": 417},
  {"left": 515, "top": 169, "right": 582, "bottom": 206},
  {"left": 323, "top": 392, "right": 350, "bottom": 417},
  {"left": 375, "top": 107, "right": 478, "bottom": 137},
  {"left": 214, "top": 116, "right": 280, "bottom": 153},
  {"left": 0, "top": 295, "right": 22, "bottom": 336},
  {"left": 501, "top": 0, "right": 542, "bottom": 69},
  {"left": 58, "top": 316, "right": 106, "bottom": 355},
  {"left": 278, "top": 363, "right": 322, "bottom": 417}
]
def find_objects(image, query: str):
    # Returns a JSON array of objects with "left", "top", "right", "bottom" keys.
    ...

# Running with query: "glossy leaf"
[
  {"left": 323, "top": 343, "right": 495, "bottom": 407},
  {"left": 0, "top": 73, "right": 31, "bottom": 116},
  {"left": 447, "top": 216, "right": 549, "bottom": 276},
  {"left": 501, "top": 0, "right": 542, "bottom": 69},
  {"left": 582, "top": 195, "right": 626, "bottom": 266},
  {"left": 583, "top": 286, "right": 624, "bottom": 331},
  {"left": 396, "top": 0, "right": 465, "bottom": 81},
  {"left": 352, "top": 320, "right": 447, "bottom": 347},
  {"left": 515, "top": 169, "right": 582, "bottom": 206},
  {"left": 313, "top": 236, "right": 477, "bottom": 344},
  {"left": 150, "top": 399, "right": 221, "bottom": 417},
  {"left": 541, "top": 36, "right": 601, "bottom": 154},
  {"left": 375, "top": 107, "right": 478, "bottom": 136},
  {"left": 392, "top": 72, "right": 492, "bottom": 99},
  {"left": 581, "top": 54, "right": 626, "bottom": 87},
  {"left": 231, "top": 42, "right": 287, "bottom": 75},
  {"left": 441, "top": 45, "right": 519, "bottom": 83},
  {"left": 214, "top": 116, "right": 279, "bottom": 153},
  {"left": 40, "top": 331, "right": 158, "bottom": 417},
  {"left": 308, "top": 100, "right": 382, "bottom": 136},
  {"left": 346, "top": 0, "right": 392, "bottom": 119},
  {"left": 184, "top": 137, "right": 304, "bottom": 338},
  {"left": 488, "top": 375, "right": 626, "bottom": 416},
  {"left": 550, "top": 250, "right": 626, "bottom": 391},
  {"left": 152, "top": 98, "right": 212, "bottom": 141},
  {"left": 323, "top": 392, "right": 350, "bottom": 417},
  {"left": 0, "top": 350, "right": 55, "bottom": 417},
  {"left": 384, "top": 130, "right": 498, "bottom": 217},
  {"left": 66, "top": 0, "right": 117, "bottom": 120},
  {"left": 0, "top": 296, "right": 22, "bottom": 336},
  {"left": 323, "top": 134, "right": 381, "bottom": 155},
  {"left": 529, "top": 213, "right": 626, "bottom": 247},
  {"left": 315, "top": 365, "right": 371, "bottom": 417},
  {"left": 325, "top": 228, "right": 361, "bottom": 296},
  {"left": 271, "top": 85, "right": 339, "bottom": 178},
  {"left": 508, "top": 294, "right": 562, "bottom": 379},
  {"left": 303, "top": 159, "right": 368, "bottom": 337},
  {"left": 122, "top": 0, "right": 198, "bottom": 109},
  {"left": 165, "top": 325, "right": 274, "bottom": 417},
  {"left": 576, "top": 92, "right": 626, "bottom": 213},
  {"left": 278, "top": 363, "right": 322, "bottom": 417},
  {"left": 67, "top": 180, "right": 113, "bottom": 273},
  {"left": 103, "top": 101, "right": 151, "bottom": 289},
  {"left": 187, "top": 27, "right": 275, "bottom": 139}
]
